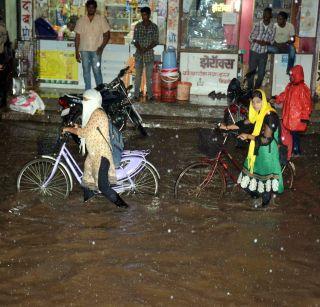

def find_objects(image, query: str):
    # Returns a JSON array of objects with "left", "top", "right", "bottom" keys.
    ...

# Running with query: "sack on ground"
[
  {"left": 109, "top": 121, "right": 124, "bottom": 167},
  {"left": 9, "top": 90, "right": 45, "bottom": 115}
]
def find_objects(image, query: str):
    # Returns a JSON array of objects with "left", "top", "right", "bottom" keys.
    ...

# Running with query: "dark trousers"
[
  {"left": 84, "top": 157, "right": 119, "bottom": 203},
  {"left": 98, "top": 157, "right": 118, "bottom": 203},
  {"left": 268, "top": 43, "right": 296, "bottom": 73},
  {"left": 248, "top": 50, "right": 268, "bottom": 90},
  {"left": 292, "top": 131, "right": 301, "bottom": 155},
  {"left": 249, "top": 190, "right": 272, "bottom": 206}
]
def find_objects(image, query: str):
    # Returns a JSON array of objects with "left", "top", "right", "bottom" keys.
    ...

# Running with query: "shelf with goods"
[
  {"left": 105, "top": 3, "right": 141, "bottom": 35},
  {"left": 253, "top": 0, "right": 292, "bottom": 23}
]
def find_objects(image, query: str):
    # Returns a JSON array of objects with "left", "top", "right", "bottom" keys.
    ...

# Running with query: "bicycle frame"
[
  {"left": 41, "top": 142, "right": 151, "bottom": 194},
  {"left": 198, "top": 133, "right": 242, "bottom": 190}
]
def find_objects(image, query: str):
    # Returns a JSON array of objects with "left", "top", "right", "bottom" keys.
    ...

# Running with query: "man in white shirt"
[
  {"left": 268, "top": 11, "right": 296, "bottom": 74},
  {"left": 75, "top": 0, "right": 110, "bottom": 90}
]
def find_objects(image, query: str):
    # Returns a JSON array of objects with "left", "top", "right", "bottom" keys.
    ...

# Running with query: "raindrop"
[
  {"left": 170, "top": 295, "right": 174, "bottom": 299},
  {"left": 280, "top": 246, "right": 284, "bottom": 251},
  {"left": 269, "top": 269, "right": 273, "bottom": 273},
  {"left": 168, "top": 229, "right": 171, "bottom": 233},
  {"left": 253, "top": 238, "right": 258, "bottom": 243}
]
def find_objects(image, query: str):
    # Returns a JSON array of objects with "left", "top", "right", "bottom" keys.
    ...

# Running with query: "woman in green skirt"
[{"left": 220, "top": 89, "right": 284, "bottom": 207}]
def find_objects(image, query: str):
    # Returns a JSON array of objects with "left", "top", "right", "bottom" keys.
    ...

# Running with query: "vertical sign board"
[
  {"left": 180, "top": 53, "right": 238, "bottom": 95},
  {"left": 166, "top": 0, "right": 179, "bottom": 49},
  {"left": 316, "top": 51, "right": 320, "bottom": 96},
  {"left": 20, "top": 0, "right": 33, "bottom": 40}
]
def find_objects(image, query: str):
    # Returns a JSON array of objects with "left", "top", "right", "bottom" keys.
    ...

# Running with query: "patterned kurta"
[{"left": 77, "top": 109, "right": 116, "bottom": 189}]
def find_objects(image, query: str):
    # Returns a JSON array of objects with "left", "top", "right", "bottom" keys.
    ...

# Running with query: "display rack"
[
  {"left": 105, "top": 3, "right": 141, "bottom": 33},
  {"left": 253, "top": 0, "right": 292, "bottom": 23}
]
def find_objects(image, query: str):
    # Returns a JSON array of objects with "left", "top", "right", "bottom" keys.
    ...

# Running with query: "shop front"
[
  {"left": 27, "top": 0, "right": 167, "bottom": 90},
  {"left": 177, "top": 0, "right": 319, "bottom": 98},
  {"left": 178, "top": 0, "right": 242, "bottom": 95},
  {"left": 16, "top": 0, "right": 320, "bottom": 99}
]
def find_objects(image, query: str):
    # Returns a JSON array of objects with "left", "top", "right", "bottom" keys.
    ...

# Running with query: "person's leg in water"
[
  {"left": 98, "top": 157, "right": 129, "bottom": 208},
  {"left": 83, "top": 187, "right": 96, "bottom": 202},
  {"left": 261, "top": 192, "right": 272, "bottom": 207},
  {"left": 292, "top": 131, "right": 301, "bottom": 155}
]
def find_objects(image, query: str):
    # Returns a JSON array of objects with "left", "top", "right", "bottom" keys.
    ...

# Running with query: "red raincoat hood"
[{"left": 290, "top": 65, "right": 304, "bottom": 84}]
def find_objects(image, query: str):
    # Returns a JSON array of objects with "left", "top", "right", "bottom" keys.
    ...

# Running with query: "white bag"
[{"left": 9, "top": 90, "right": 45, "bottom": 115}]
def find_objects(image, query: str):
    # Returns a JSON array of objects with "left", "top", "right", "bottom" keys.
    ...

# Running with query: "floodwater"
[{"left": 0, "top": 121, "right": 319, "bottom": 306}]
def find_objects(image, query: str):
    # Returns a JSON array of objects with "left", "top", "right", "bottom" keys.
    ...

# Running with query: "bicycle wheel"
[
  {"left": 282, "top": 161, "right": 295, "bottom": 190},
  {"left": 17, "top": 158, "right": 71, "bottom": 199},
  {"left": 123, "top": 162, "right": 159, "bottom": 196},
  {"left": 174, "top": 161, "right": 226, "bottom": 202}
]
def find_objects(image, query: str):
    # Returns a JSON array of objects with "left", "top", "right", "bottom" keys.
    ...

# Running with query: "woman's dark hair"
[
  {"left": 252, "top": 90, "right": 263, "bottom": 100},
  {"left": 278, "top": 11, "right": 288, "bottom": 20},
  {"left": 140, "top": 7, "right": 151, "bottom": 15},
  {"left": 86, "top": 0, "right": 97, "bottom": 8}
]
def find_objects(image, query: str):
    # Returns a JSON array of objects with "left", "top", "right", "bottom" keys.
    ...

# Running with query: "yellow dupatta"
[{"left": 247, "top": 89, "right": 276, "bottom": 173}]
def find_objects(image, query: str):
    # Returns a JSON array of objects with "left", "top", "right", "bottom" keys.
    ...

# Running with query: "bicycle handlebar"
[{"left": 215, "top": 123, "right": 240, "bottom": 136}]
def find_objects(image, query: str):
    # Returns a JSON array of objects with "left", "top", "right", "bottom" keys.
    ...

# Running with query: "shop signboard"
[
  {"left": 166, "top": 0, "right": 179, "bottom": 49},
  {"left": 299, "top": 0, "right": 319, "bottom": 37},
  {"left": 38, "top": 40, "right": 130, "bottom": 89},
  {"left": 316, "top": 51, "right": 320, "bottom": 96},
  {"left": 180, "top": 53, "right": 238, "bottom": 95},
  {"left": 20, "top": 0, "right": 33, "bottom": 40},
  {"left": 39, "top": 50, "right": 78, "bottom": 84}
]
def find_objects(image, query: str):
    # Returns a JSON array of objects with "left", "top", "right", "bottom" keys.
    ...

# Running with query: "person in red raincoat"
[{"left": 275, "top": 65, "right": 312, "bottom": 156}]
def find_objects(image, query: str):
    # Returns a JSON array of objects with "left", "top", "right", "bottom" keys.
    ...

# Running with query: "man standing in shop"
[
  {"left": 248, "top": 7, "right": 275, "bottom": 91},
  {"left": 268, "top": 11, "right": 295, "bottom": 74},
  {"left": 133, "top": 6, "right": 159, "bottom": 102},
  {"left": 75, "top": 0, "right": 110, "bottom": 90}
]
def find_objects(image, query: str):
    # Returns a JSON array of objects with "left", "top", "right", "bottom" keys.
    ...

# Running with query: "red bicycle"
[{"left": 174, "top": 129, "right": 295, "bottom": 202}]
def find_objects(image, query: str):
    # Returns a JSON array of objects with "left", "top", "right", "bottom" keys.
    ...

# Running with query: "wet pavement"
[{"left": 0, "top": 121, "right": 320, "bottom": 305}]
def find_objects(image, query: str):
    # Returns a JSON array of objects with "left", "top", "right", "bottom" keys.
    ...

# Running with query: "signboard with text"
[
  {"left": 316, "top": 51, "right": 320, "bottom": 96},
  {"left": 180, "top": 53, "right": 238, "bottom": 95},
  {"left": 39, "top": 40, "right": 129, "bottom": 89},
  {"left": 20, "top": 0, "right": 33, "bottom": 40}
]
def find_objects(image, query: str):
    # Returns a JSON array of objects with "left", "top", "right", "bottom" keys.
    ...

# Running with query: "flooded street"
[{"left": 0, "top": 121, "right": 319, "bottom": 305}]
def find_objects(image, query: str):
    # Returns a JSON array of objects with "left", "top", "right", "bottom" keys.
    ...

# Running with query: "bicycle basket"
[
  {"left": 198, "top": 128, "right": 223, "bottom": 156},
  {"left": 37, "top": 136, "right": 62, "bottom": 155}
]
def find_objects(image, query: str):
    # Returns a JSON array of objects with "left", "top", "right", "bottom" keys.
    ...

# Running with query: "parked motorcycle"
[
  {"left": 58, "top": 67, "right": 148, "bottom": 139},
  {"left": 222, "top": 71, "right": 255, "bottom": 125}
]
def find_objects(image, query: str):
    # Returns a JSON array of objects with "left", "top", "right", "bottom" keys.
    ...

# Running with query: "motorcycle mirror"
[
  {"left": 127, "top": 85, "right": 133, "bottom": 91},
  {"left": 118, "top": 66, "right": 130, "bottom": 78}
]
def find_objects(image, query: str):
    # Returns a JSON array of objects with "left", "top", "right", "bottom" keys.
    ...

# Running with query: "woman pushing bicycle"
[
  {"left": 220, "top": 89, "right": 284, "bottom": 208},
  {"left": 62, "top": 89, "right": 129, "bottom": 208}
]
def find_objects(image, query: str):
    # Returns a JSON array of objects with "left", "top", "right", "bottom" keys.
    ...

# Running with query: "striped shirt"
[
  {"left": 133, "top": 21, "right": 159, "bottom": 63},
  {"left": 249, "top": 21, "right": 275, "bottom": 54}
]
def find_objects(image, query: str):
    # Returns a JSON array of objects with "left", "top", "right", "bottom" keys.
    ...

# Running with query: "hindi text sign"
[
  {"left": 21, "top": 0, "right": 33, "bottom": 40},
  {"left": 180, "top": 53, "right": 238, "bottom": 95}
]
